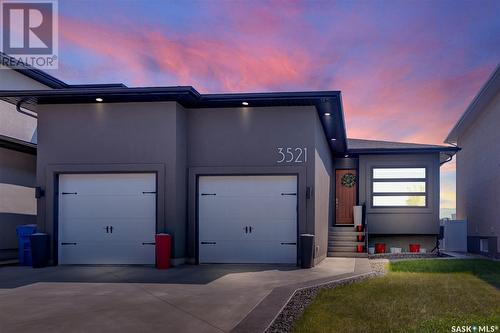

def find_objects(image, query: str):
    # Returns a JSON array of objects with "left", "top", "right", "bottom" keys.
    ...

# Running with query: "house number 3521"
[{"left": 277, "top": 147, "right": 308, "bottom": 163}]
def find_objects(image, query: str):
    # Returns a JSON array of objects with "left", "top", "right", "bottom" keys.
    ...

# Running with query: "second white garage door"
[
  {"left": 198, "top": 175, "right": 297, "bottom": 264},
  {"left": 58, "top": 173, "right": 156, "bottom": 265}
]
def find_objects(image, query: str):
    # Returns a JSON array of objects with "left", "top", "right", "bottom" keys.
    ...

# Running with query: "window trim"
[{"left": 370, "top": 166, "right": 428, "bottom": 208}]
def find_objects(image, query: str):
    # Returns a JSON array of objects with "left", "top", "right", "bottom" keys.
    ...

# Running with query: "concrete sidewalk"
[{"left": 0, "top": 258, "right": 370, "bottom": 333}]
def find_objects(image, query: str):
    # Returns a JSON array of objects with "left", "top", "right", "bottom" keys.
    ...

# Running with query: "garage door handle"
[
  {"left": 142, "top": 242, "right": 155, "bottom": 245},
  {"left": 281, "top": 193, "right": 297, "bottom": 196},
  {"left": 201, "top": 193, "right": 216, "bottom": 196},
  {"left": 61, "top": 192, "right": 77, "bottom": 195},
  {"left": 201, "top": 241, "right": 217, "bottom": 245},
  {"left": 142, "top": 191, "right": 156, "bottom": 194},
  {"left": 281, "top": 242, "right": 297, "bottom": 245},
  {"left": 61, "top": 242, "right": 77, "bottom": 245}
]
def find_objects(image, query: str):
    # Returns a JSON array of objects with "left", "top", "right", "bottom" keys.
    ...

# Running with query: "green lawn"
[{"left": 293, "top": 259, "right": 500, "bottom": 333}]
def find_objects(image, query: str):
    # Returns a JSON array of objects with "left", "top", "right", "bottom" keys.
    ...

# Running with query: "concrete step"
[
  {"left": 329, "top": 230, "right": 365, "bottom": 236},
  {"left": 329, "top": 226, "right": 356, "bottom": 231},
  {"left": 328, "top": 240, "right": 365, "bottom": 247},
  {"left": 328, "top": 246, "right": 359, "bottom": 252},
  {"left": 327, "top": 252, "right": 368, "bottom": 258},
  {"left": 329, "top": 234, "right": 362, "bottom": 241},
  {"left": 329, "top": 226, "right": 364, "bottom": 231}
]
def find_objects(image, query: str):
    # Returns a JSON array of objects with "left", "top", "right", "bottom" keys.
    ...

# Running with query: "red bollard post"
[{"left": 155, "top": 234, "right": 171, "bottom": 269}]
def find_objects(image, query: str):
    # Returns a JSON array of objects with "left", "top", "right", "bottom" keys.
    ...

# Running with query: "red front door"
[{"left": 335, "top": 169, "right": 357, "bottom": 224}]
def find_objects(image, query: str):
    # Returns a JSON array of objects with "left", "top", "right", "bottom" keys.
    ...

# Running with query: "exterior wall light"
[
  {"left": 96, "top": 98, "right": 103, "bottom": 102},
  {"left": 344, "top": 155, "right": 349, "bottom": 158},
  {"left": 324, "top": 112, "right": 331, "bottom": 116},
  {"left": 331, "top": 138, "right": 336, "bottom": 141},
  {"left": 242, "top": 101, "right": 249, "bottom": 106}
]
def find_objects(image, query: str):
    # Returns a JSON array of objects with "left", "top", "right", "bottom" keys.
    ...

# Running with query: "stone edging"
[{"left": 265, "top": 269, "right": 384, "bottom": 333}]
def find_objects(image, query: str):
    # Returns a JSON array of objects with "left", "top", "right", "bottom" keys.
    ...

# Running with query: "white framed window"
[{"left": 372, "top": 167, "right": 427, "bottom": 207}]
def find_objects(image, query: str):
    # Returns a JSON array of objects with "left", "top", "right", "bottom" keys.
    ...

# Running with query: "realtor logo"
[{"left": 0, "top": 0, "right": 58, "bottom": 69}]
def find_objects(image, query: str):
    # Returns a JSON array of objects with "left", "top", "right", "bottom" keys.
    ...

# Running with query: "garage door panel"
[
  {"left": 250, "top": 220, "right": 297, "bottom": 241},
  {"left": 58, "top": 173, "right": 156, "bottom": 265},
  {"left": 60, "top": 218, "right": 155, "bottom": 241},
  {"left": 60, "top": 218, "right": 108, "bottom": 241},
  {"left": 199, "top": 219, "right": 247, "bottom": 241},
  {"left": 199, "top": 176, "right": 296, "bottom": 195},
  {"left": 60, "top": 242, "right": 155, "bottom": 265},
  {"left": 200, "top": 218, "right": 296, "bottom": 241},
  {"left": 199, "top": 175, "right": 297, "bottom": 264},
  {"left": 59, "top": 196, "right": 155, "bottom": 219},
  {"left": 59, "top": 174, "right": 155, "bottom": 195},
  {"left": 59, "top": 242, "right": 109, "bottom": 265},
  {"left": 110, "top": 219, "right": 156, "bottom": 241},
  {"left": 200, "top": 197, "right": 296, "bottom": 221},
  {"left": 200, "top": 240, "right": 296, "bottom": 264}
]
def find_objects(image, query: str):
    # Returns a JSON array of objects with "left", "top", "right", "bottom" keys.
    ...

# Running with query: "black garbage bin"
[
  {"left": 30, "top": 233, "right": 50, "bottom": 268},
  {"left": 300, "top": 234, "right": 315, "bottom": 269}
]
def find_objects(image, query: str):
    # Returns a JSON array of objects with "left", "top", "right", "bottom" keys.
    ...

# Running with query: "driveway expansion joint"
[{"left": 107, "top": 268, "right": 227, "bottom": 333}]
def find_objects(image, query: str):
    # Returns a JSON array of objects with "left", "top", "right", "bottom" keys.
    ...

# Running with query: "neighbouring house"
[
  {"left": 445, "top": 64, "right": 500, "bottom": 257},
  {"left": 0, "top": 62, "right": 459, "bottom": 265},
  {"left": 0, "top": 135, "right": 36, "bottom": 260},
  {"left": 0, "top": 52, "right": 61, "bottom": 260}
]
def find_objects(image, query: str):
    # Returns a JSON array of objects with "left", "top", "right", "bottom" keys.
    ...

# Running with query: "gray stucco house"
[
  {"left": 0, "top": 61, "right": 459, "bottom": 265},
  {"left": 445, "top": 64, "right": 500, "bottom": 257}
]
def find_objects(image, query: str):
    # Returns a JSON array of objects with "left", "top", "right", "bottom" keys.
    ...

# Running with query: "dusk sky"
[{"left": 51, "top": 0, "right": 500, "bottom": 217}]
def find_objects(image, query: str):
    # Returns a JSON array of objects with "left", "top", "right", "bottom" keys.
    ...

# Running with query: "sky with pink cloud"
[{"left": 49, "top": 0, "right": 500, "bottom": 217}]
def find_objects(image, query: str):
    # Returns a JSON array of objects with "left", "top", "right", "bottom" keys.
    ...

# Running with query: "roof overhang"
[
  {"left": 1, "top": 52, "right": 67, "bottom": 88},
  {"left": 0, "top": 134, "right": 36, "bottom": 155},
  {"left": 445, "top": 64, "right": 500, "bottom": 144},
  {"left": 0, "top": 87, "right": 347, "bottom": 154},
  {"left": 347, "top": 146, "right": 459, "bottom": 164}
]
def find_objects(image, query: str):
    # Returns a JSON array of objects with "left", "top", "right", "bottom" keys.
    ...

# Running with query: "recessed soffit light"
[
  {"left": 242, "top": 101, "right": 249, "bottom": 106},
  {"left": 95, "top": 98, "right": 103, "bottom": 102}
]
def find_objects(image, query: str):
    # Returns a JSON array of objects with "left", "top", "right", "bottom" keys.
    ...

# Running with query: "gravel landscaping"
[{"left": 266, "top": 261, "right": 387, "bottom": 333}]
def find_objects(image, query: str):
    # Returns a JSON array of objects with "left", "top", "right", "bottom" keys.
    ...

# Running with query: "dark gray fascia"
[{"left": 0, "top": 87, "right": 346, "bottom": 153}]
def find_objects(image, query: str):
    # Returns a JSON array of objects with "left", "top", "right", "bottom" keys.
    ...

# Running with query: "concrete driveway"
[{"left": 0, "top": 258, "right": 369, "bottom": 333}]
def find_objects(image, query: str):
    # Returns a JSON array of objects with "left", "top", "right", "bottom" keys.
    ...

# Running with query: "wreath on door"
[{"left": 341, "top": 173, "right": 356, "bottom": 187}]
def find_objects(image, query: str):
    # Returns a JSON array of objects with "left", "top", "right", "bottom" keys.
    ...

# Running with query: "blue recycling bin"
[{"left": 16, "top": 225, "right": 37, "bottom": 266}]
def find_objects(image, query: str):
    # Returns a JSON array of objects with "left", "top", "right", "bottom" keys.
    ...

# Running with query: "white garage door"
[
  {"left": 199, "top": 175, "right": 297, "bottom": 264},
  {"left": 58, "top": 173, "right": 156, "bottom": 265}
]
